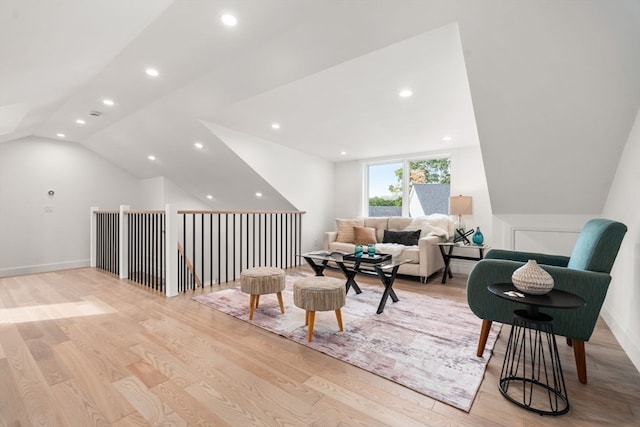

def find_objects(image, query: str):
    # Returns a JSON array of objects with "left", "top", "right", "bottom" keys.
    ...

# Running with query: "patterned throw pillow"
[
  {"left": 382, "top": 229, "right": 421, "bottom": 246},
  {"left": 353, "top": 226, "right": 377, "bottom": 245}
]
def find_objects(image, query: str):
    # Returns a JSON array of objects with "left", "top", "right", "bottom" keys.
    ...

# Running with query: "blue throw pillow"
[{"left": 382, "top": 230, "right": 421, "bottom": 246}]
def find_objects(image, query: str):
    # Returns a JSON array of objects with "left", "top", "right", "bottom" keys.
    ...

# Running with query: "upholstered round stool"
[
  {"left": 240, "top": 267, "right": 286, "bottom": 320},
  {"left": 293, "top": 276, "right": 346, "bottom": 342}
]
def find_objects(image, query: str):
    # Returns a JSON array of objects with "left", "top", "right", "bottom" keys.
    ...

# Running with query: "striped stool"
[
  {"left": 293, "top": 276, "right": 346, "bottom": 342},
  {"left": 240, "top": 267, "right": 286, "bottom": 320}
]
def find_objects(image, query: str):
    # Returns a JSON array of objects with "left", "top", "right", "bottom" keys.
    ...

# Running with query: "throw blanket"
[{"left": 375, "top": 243, "right": 407, "bottom": 258}]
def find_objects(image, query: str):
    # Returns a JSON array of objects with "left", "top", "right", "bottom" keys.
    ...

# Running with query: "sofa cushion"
[
  {"left": 399, "top": 245, "right": 420, "bottom": 263},
  {"left": 329, "top": 241, "right": 359, "bottom": 254},
  {"left": 335, "top": 218, "right": 364, "bottom": 243},
  {"left": 388, "top": 216, "right": 412, "bottom": 231},
  {"left": 382, "top": 230, "right": 421, "bottom": 246},
  {"left": 363, "top": 217, "right": 389, "bottom": 242},
  {"left": 353, "top": 226, "right": 377, "bottom": 245}
]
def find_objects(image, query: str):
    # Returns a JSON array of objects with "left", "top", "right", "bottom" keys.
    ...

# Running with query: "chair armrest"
[
  {"left": 323, "top": 231, "right": 337, "bottom": 250},
  {"left": 467, "top": 259, "right": 611, "bottom": 341},
  {"left": 485, "top": 249, "right": 570, "bottom": 267}
]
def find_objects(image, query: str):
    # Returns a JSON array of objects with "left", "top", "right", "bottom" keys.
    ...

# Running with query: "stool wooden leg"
[
  {"left": 276, "top": 292, "right": 285, "bottom": 314},
  {"left": 255, "top": 294, "right": 260, "bottom": 308},
  {"left": 307, "top": 311, "right": 315, "bottom": 342},
  {"left": 249, "top": 295, "right": 256, "bottom": 320},
  {"left": 335, "top": 308, "right": 343, "bottom": 331}
]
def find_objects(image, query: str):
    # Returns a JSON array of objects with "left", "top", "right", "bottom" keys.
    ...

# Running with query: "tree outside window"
[{"left": 367, "top": 158, "right": 450, "bottom": 217}]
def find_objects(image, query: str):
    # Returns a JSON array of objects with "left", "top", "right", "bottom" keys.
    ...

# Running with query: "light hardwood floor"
[{"left": 1, "top": 267, "right": 638, "bottom": 426}]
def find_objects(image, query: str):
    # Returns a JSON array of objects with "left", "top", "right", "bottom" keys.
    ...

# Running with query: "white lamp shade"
[{"left": 449, "top": 195, "right": 472, "bottom": 216}]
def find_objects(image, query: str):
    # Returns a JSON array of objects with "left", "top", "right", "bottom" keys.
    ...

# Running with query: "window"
[{"left": 367, "top": 157, "right": 450, "bottom": 217}]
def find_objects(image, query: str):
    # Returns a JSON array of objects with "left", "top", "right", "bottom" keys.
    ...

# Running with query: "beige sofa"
[{"left": 323, "top": 214, "right": 455, "bottom": 283}]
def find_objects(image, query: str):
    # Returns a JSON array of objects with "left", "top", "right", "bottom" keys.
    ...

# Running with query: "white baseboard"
[
  {"left": 600, "top": 307, "right": 640, "bottom": 374},
  {"left": 449, "top": 259, "right": 476, "bottom": 276},
  {"left": 0, "top": 259, "right": 90, "bottom": 278}
]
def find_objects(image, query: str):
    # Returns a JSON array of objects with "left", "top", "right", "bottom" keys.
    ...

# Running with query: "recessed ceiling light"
[
  {"left": 255, "top": 192, "right": 263, "bottom": 198},
  {"left": 194, "top": 142, "right": 204, "bottom": 149},
  {"left": 56, "top": 133, "right": 65, "bottom": 138},
  {"left": 75, "top": 119, "right": 85, "bottom": 125},
  {"left": 442, "top": 135, "right": 452, "bottom": 141},
  {"left": 221, "top": 14, "right": 237, "bottom": 27},
  {"left": 271, "top": 123, "right": 280, "bottom": 129},
  {"left": 145, "top": 68, "right": 159, "bottom": 77},
  {"left": 102, "top": 99, "right": 115, "bottom": 106},
  {"left": 340, "top": 151, "right": 347, "bottom": 156},
  {"left": 399, "top": 89, "right": 413, "bottom": 98},
  {"left": 206, "top": 195, "right": 214, "bottom": 200},
  {"left": 147, "top": 155, "right": 156, "bottom": 161}
]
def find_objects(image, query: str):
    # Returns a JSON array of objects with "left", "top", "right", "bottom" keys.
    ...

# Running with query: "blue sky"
[{"left": 368, "top": 162, "right": 402, "bottom": 198}]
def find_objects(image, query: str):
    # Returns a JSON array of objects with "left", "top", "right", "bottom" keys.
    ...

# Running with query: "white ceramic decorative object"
[{"left": 511, "top": 260, "right": 554, "bottom": 295}]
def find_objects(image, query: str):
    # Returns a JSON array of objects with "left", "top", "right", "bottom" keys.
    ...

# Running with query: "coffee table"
[{"left": 299, "top": 252, "right": 411, "bottom": 314}]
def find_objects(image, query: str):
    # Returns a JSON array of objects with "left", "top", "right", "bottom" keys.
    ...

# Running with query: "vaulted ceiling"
[{"left": 2, "top": 0, "right": 639, "bottom": 213}]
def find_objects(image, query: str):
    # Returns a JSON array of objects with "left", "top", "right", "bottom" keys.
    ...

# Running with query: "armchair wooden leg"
[
  {"left": 566, "top": 337, "right": 573, "bottom": 346},
  {"left": 477, "top": 319, "right": 492, "bottom": 357},
  {"left": 573, "top": 339, "right": 587, "bottom": 384}
]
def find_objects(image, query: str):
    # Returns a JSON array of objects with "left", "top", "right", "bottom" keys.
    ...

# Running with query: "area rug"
[{"left": 193, "top": 273, "right": 501, "bottom": 412}]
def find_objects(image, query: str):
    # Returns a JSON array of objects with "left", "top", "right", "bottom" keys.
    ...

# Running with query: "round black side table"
[{"left": 488, "top": 283, "right": 585, "bottom": 416}]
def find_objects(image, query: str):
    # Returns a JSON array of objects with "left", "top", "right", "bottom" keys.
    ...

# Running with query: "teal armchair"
[{"left": 467, "top": 218, "right": 627, "bottom": 384}]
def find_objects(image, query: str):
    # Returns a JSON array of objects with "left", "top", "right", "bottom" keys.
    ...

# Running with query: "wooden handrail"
[
  {"left": 177, "top": 210, "right": 306, "bottom": 215},
  {"left": 177, "top": 242, "right": 202, "bottom": 288}
]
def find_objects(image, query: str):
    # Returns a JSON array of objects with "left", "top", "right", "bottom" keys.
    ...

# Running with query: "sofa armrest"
[
  {"left": 467, "top": 259, "right": 611, "bottom": 341},
  {"left": 486, "top": 249, "right": 570, "bottom": 267},
  {"left": 323, "top": 231, "right": 338, "bottom": 250},
  {"left": 418, "top": 235, "right": 445, "bottom": 277}
]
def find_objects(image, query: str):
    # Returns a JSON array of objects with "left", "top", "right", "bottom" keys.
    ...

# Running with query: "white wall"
[
  {"left": 205, "top": 123, "right": 336, "bottom": 253},
  {"left": 491, "top": 214, "right": 594, "bottom": 254},
  {"left": 601, "top": 107, "right": 640, "bottom": 372},
  {"left": 0, "top": 137, "right": 142, "bottom": 276},
  {"left": 139, "top": 177, "right": 165, "bottom": 210}
]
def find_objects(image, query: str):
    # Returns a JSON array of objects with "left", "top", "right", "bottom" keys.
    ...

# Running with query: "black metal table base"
[
  {"left": 373, "top": 264, "right": 400, "bottom": 314},
  {"left": 499, "top": 309, "right": 570, "bottom": 416},
  {"left": 300, "top": 255, "right": 399, "bottom": 313}
]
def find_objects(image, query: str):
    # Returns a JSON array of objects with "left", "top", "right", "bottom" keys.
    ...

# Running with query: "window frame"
[{"left": 363, "top": 153, "right": 452, "bottom": 217}]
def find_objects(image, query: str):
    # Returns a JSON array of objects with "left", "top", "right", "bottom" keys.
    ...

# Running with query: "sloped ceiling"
[{"left": 1, "top": 0, "right": 639, "bottom": 214}]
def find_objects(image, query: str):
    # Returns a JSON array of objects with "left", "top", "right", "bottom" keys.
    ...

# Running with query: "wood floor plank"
[
  {"left": 126, "top": 360, "right": 170, "bottom": 388},
  {"left": 151, "top": 379, "right": 228, "bottom": 426},
  {"left": 110, "top": 411, "right": 153, "bottom": 427},
  {"left": 185, "top": 379, "right": 296, "bottom": 427},
  {"left": 39, "top": 319, "right": 71, "bottom": 345},
  {"left": 112, "top": 375, "right": 187, "bottom": 427},
  {"left": 25, "top": 337, "right": 72, "bottom": 385},
  {"left": 51, "top": 378, "right": 111, "bottom": 427},
  {"left": 54, "top": 339, "right": 135, "bottom": 423},
  {"left": 304, "top": 374, "right": 429, "bottom": 427},
  {"left": 317, "top": 364, "right": 439, "bottom": 421},
  {"left": 0, "top": 324, "right": 71, "bottom": 426},
  {"left": 59, "top": 320, "right": 139, "bottom": 382},
  {"left": 139, "top": 314, "right": 326, "bottom": 405},
  {"left": 128, "top": 341, "right": 202, "bottom": 388},
  {"left": 0, "top": 355, "right": 32, "bottom": 427},
  {"left": 1, "top": 267, "right": 639, "bottom": 426}
]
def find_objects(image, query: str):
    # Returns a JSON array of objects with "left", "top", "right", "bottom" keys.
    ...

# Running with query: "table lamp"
[{"left": 449, "top": 195, "right": 473, "bottom": 243}]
